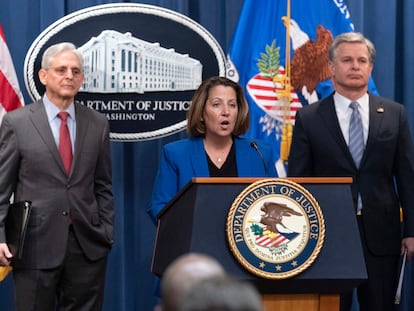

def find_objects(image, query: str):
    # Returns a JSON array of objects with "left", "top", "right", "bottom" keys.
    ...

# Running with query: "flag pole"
[{"left": 279, "top": 0, "right": 292, "bottom": 162}]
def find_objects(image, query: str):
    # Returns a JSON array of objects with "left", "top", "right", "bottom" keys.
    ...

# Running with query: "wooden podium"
[{"left": 151, "top": 177, "right": 367, "bottom": 311}]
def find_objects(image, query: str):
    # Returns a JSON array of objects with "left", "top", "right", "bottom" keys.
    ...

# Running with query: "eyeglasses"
[{"left": 47, "top": 66, "right": 83, "bottom": 77}]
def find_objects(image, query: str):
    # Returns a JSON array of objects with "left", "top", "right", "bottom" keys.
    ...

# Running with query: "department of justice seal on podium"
[{"left": 226, "top": 178, "right": 325, "bottom": 279}]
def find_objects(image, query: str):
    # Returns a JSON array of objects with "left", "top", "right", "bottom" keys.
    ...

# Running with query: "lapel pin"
[{"left": 377, "top": 107, "right": 384, "bottom": 113}]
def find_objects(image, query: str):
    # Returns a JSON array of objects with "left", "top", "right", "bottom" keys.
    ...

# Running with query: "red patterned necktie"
[{"left": 58, "top": 112, "right": 72, "bottom": 175}]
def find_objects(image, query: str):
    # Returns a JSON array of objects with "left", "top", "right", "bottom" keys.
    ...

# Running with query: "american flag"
[{"left": 0, "top": 23, "right": 25, "bottom": 125}]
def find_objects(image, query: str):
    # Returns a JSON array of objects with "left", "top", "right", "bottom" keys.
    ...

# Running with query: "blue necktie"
[
  {"left": 349, "top": 102, "right": 364, "bottom": 167},
  {"left": 349, "top": 101, "right": 364, "bottom": 212}
]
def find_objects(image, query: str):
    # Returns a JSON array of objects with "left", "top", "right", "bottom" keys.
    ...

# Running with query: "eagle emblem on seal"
[{"left": 249, "top": 202, "right": 303, "bottom": 249}]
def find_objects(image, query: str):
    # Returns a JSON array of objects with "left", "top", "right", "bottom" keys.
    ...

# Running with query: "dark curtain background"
[{"left": 0, "top": 1, "right": 413, "bottom": 310}]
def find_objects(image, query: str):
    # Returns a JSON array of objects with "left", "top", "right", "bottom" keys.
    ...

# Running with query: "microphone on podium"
[{"left": 250, "top": 141, "right": 269, "bottom": 177}]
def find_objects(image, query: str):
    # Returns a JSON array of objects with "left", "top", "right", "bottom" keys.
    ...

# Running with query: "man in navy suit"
[
  {"left": 0, "top": 42, "right": 113, "bottom": 310},
  {"left": 288, "top": 32, "right": 414, "bottom": 311}
]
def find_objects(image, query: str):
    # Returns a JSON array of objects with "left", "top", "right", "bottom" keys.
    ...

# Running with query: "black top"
[{"left": 206, "top": 142, "right": 238, "bottom": 177}]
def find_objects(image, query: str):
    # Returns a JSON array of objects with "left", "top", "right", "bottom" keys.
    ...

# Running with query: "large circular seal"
[
  {"left": 226, "top": 178, "right": 325, "bottom": 279},
  {"left": 23, "top": 3, "right": 226, "bottom": 141}
]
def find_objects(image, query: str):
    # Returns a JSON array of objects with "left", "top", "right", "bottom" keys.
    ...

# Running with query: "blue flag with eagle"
[{"left": 227, "top": 0, "right": 377, "bottom": 177}]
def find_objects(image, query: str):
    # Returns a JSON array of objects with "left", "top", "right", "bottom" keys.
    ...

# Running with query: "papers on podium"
[{"left": 5, "top": 201, "right": 32, "bottom": 259}]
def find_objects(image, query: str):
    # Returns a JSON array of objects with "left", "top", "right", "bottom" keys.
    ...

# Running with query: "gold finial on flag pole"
[{"left": 279, "top": 0, "right": 293, "bottom": 162}]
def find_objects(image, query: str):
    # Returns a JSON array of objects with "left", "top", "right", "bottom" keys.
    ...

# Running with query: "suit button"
[
  {"left": 67, "top": 184, "right": 71, "bottom": 189},
  {"left": 62, "top": 211, "right": 69, "bottom": 216}
]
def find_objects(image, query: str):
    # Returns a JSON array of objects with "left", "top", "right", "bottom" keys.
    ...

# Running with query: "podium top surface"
[
  {"left": 159, "top": 177, "right": 353, "bottom": 220},
  {"left": 192, "top": 177, "right": 353, "bottom": 184}
]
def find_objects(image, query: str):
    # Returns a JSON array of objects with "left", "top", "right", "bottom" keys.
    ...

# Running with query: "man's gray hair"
[
  {"left": 41, "top": 42, "right": 83, "bottom": 69},
  {"left": 328, "top": 32, "right": 376, "bottom": 63}
]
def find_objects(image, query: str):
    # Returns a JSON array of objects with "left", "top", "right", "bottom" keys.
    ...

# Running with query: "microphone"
[{"left": 250, "top": 141, "right": 269, "bottom": 177}]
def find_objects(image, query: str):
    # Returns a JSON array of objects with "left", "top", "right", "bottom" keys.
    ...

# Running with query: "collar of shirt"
[
  {"left": 333, "top": 92, "right": 369, "bottom": 145},
  {"left": 42, "top": 95, "right": 76, "bottom": 150},
  {"left": 43, "top": 95, "right": 76, "bottom": 122}
]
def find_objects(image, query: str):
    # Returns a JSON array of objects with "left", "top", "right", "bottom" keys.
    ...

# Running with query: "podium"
[{"left": 151, "top": 177, "right": 367, "bottom": 311}]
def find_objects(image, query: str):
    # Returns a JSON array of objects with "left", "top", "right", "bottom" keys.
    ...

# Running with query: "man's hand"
[
  {"left": 401, "top": 237, "right": 414, "bottom": 260},
  {"left": 0, "top": 243, "right": 12, "bottom": 266}
]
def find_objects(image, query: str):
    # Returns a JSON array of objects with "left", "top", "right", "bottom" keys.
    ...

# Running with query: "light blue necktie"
[
  {"left": 349, "top": 102, "right": 364, "bottom": 167},
  {"left": 349, "top": 101, "right": 364, "bottom": 212}
]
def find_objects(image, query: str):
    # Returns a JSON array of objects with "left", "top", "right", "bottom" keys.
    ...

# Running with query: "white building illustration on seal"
[{"left": 78, "top": 30, "right": 202, "bottom": 93}]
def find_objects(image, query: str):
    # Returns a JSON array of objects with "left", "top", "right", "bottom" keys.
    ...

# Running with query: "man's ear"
[
  {"left": 38, "top": 68, "right": 47, "bottom": 86},
  {"left": 328, "top": 61, "right": 335, "bottom": 76}
]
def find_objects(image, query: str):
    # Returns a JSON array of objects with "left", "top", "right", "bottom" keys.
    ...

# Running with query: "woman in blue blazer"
[{"left": 149, "top": 76, "right": 277, "bottom": 223}]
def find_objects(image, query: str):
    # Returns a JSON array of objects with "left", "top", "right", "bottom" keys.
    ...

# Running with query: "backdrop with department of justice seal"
[{"left": 24, "top": 3, "right": 226, "bottom": 141}]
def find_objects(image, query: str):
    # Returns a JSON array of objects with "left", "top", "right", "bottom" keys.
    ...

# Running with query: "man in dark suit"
[
  {"left": 0, "top": 42, "right": 114, "bottom": 310},
  {"left": 288, "top": 32, "right": 414, "bottom": 311}
]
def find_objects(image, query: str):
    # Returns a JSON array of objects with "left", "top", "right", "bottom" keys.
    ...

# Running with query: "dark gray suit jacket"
[
  {"left": 0, "top": 100, "right": 114, "bottom": 269},
  {"left": 288, "top": 92, "right": 414, "bottom": 256}
]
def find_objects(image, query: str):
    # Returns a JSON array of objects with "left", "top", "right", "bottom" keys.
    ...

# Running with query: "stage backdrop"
[{"left": 0, "top": 1, "right": 413, "bottom": 311}]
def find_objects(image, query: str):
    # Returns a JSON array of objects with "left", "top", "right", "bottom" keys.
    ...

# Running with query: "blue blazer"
[{"left": 148, "top": 136, "right": 277, "bottom": 222}]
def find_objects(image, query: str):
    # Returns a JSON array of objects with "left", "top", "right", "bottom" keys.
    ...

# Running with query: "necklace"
[{"left": 204, "top": 138, "right": 232, "bottom": 165}]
